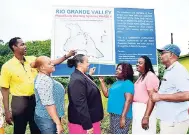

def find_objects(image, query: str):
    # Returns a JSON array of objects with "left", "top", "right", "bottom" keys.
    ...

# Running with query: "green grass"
[{"left": 4, "top": 93, "right": 189, "bottom": 134}]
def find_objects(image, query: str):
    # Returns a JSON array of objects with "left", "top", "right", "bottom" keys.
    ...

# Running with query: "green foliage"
[
  {"left": 53, "top": 77, "right": 70, "bottom": 91},
  {"left": 0, "top": 54, "right": 13, "bottom": 70},
  {"left": 92, "top": 76, "right": 116, "bottom": 87},
  {"left": 0, "top": 43, "right": 13, "bottom": 69},
  {"left": 0, "top": 43, "right": 11, "bottom": 56},
  {"left": 25, "top": 40, "right": 51, "bottom": 57},
  {"left": 157, "top": 52, "right": 165, "bottom": 80},
  {"left": 104, "top": 76, "right": 116, "bottom": 85}
]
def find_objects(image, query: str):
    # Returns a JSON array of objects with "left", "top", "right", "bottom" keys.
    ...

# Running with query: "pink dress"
[
  {"left": 68, "top": 121, "right": 101, "bottom": 134},
  {"left": 132, "top": 71, "right": 160, "bottom": 134},
  {"left": 133, "top": 71, "right": 159, "bottom": 103}
]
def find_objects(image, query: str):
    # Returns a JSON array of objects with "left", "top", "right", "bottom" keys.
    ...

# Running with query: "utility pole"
[{"left": 171, "top": 33, "right": 173, "bottom": 44}]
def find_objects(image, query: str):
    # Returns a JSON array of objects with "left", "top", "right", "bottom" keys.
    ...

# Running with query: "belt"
[{"left": 12, "top": 94, "right": 35, "bottom": 100}]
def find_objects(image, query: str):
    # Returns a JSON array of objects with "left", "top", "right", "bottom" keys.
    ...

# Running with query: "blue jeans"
[{"left": 34, "top": 114, "right": 56, "bottom": 134}]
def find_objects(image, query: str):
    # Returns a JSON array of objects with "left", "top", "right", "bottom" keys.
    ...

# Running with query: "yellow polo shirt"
[{"left": 0, "top": 56, "right": 37, "bottom": 96}]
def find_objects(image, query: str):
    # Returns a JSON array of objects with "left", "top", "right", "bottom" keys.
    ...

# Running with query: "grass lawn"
[{"left": 4, "top": 92, "right": 189, "bottom": 134}]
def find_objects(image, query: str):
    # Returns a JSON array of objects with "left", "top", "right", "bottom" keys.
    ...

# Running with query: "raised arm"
[
  {"left": 52, "top": 50, "right": 75, "bottom": 65},
  {"left": 99, "top": 77, "right": 109, "bottom": 98}
]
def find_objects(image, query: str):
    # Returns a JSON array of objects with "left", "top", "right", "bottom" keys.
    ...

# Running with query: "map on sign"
[
  {"left": 63, "top": 23, "right": 104, "bottom": 58},
  {"left": 53, "top": 13, "right": 114, "bottom": 63}
]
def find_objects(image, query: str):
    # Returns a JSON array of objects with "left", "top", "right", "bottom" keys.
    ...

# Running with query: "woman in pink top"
[{"left": 132, "top": 56, "right": 159, "bottom": 134}]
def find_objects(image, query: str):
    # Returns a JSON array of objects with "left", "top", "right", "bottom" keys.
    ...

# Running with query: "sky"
[{"left": 0, "top": 0, "right": 189, "bottom": 55}]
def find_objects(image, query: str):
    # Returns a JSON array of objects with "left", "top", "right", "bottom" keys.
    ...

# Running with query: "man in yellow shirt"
[{"left": 0, "top": 37, "right": 75, "bottom": 134}]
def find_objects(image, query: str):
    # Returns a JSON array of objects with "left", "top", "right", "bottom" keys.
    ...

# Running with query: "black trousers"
[{"left": 11, "top": 95, "right": 41, "bottom": 134}]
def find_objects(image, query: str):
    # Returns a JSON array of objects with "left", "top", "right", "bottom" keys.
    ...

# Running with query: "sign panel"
[{"left": 51, "top": 6, "right": 157, "bottom": 76}]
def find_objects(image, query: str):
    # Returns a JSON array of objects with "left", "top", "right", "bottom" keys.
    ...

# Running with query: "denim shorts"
[{"left": 34, "top": 114, "right": 56, "bottom": 134}]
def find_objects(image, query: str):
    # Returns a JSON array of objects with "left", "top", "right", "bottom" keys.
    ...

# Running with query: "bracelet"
[
  {"left": 121, "top": 115, "right": 125, "bottom": 118},
  {"left": 144, "top": 116, "right": 149, "bottom": 119}
]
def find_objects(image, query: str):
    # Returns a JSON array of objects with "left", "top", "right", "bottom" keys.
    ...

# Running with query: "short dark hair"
[
  {"left": 117, "top": 63, "right": 134, "bottom": 82},
  {"left": 67, "top": 54, "right": 85, "bottom": 68},
  {"left": 9, "top": 37, "right": 21, "bottom": 51}
]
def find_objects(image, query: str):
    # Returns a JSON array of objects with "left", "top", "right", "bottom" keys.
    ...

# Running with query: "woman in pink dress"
[{"left": 132, "top": 56, "right": 160, "bottom": 134}]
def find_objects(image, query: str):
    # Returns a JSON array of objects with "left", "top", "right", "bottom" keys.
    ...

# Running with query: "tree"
[
  {"left": 26, "top": 40, "right": 51, "bottom": 57},
  {"left": 157, "top": 52, "right": 165, "bottom": 79},
  {"left": 0, "top": 43, "right": 11, "bottom": 56},
  {"left": 0, "top": 39, "right": 4, "bottom": 44}
]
